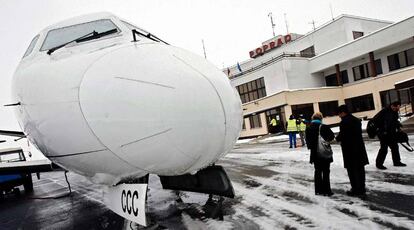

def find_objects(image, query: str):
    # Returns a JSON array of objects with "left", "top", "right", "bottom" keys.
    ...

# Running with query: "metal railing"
[
  {"left": 229, "top": 52, "right": 315, "bottom": 79},
  {"left": 400, "top": 103, "right": 413, "bottom": 117}
]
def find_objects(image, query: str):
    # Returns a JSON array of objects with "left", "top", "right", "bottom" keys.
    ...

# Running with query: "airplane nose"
[{"left": 79, "top": 43, "right": 231, "bottom": 175}]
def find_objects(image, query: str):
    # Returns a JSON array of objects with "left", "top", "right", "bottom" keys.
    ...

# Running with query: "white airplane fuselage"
[{"left": 12, "top": 13, "right": 242, "bottom": 185}]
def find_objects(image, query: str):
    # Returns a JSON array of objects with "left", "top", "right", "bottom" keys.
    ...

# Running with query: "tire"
[
  {"left": 23, "top": 174, "right": 34, "bottom": 193},
  {"left": 13, "top": 188, "right": 20, "bottom": 197}
]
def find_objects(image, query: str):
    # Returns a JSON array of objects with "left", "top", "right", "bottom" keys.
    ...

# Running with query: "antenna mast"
[
  {"left": 309, "top": 20, "right": 316, "bottom": 30},
  {"left": 329, "top": 3, "right": 334, "bottom": 21},
  {"left": 268, "top": 12, "right": 276, "bottom": 37},
  {"left": 284, "top": 13, "right": 289, "bottom": 34}
]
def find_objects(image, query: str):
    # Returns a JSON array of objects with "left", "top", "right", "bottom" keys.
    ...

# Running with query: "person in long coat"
[
  {"left": 374, "top": 101, "right": 406, "bottom": 169},
  {"left": 305, "top": 112, "right": 335, "bottom": 196},
  {"left": 336, "top": 105, "right": 369, "bottom": 198}
]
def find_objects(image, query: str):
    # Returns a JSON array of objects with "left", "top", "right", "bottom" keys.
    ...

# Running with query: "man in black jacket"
[
  {"left": 336, "top": 105, "right": 369, "bottom": 198},
  {"left": 374, "top": 101, "right": 406, "bottom": 169}
]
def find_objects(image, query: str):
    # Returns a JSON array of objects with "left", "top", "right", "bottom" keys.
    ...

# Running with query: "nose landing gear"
[{"left": 203, "top": 194, "right": 224, "bottom": 220}]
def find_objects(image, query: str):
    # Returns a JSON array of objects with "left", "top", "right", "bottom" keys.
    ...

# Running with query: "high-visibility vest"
[
  {"left": 270, "top": 119, "right": 277, "bottom": 126},
  {"left": 298, "top": 122, "right": 307, "bottom": 131},
  {"left": 287, "top": 119, "right": 298, "bottom": 132}
]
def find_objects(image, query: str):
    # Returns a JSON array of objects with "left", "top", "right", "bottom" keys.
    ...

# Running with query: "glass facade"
[
  {"left": 291, "top": 103, "right": 314, "bottom": 121},
  {"left": 325, "top": 70, "right": 349, "bottom": 86},
  {"left": 380, "top": 89, "right": 411, "bottom": 108},
  {"left": 388, "top": 48, "right": 414, "bottom": 71},
  {"left": 345, "top": 94, "right": 375, "bottom": 113},
  {"left": 319, "top": 101, "right": 339, "bottom": 117},
  {"left": 353, "top": 31, "right": 364, "bottom": 39},
  {"left": 352, "top": 59, "right": 382, "bottom": 81},
  {"left": 236, "top": 78, "right": 266, "bottom": 104},
  {"left": 249, "top": 114, "right": 262, "bottom": 129}
]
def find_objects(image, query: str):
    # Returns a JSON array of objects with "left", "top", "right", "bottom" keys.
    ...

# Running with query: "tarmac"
[
  {"left": 0, "top": 172, "right": 124, "bottom": 230},
  {"left": 1, "top": 123, "right": 414, "bottom": 229}
]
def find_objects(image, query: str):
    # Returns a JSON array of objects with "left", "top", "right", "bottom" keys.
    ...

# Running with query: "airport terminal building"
[{"left": 227, "top": 14, "right": 414, "bottom": 138}]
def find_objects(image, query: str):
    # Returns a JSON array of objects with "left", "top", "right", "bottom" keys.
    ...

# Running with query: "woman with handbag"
[{"left": 305, "top": 112, "right": 335, "bottom": 196}]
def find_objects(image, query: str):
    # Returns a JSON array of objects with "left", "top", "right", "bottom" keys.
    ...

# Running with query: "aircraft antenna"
[{"left": 202, "top": 39, "right": 207, "bottom": 59}]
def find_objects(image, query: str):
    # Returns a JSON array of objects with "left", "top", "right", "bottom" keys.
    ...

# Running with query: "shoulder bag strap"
[{"left": 400, "top": 142, "right": 414, "bottom": 152}]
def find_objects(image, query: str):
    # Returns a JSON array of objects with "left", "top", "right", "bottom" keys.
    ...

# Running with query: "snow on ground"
[
  {"left": 4, "top": 135, "right": 412, "bottom": 229},
  {"left": 236, "top": 138, "right": 255, "bottom": 144},
  {"left": 130, "top": 137, "right": 414, "bottom": 229},
  {"left": 225, "top": 141, "right": 414, "bottom": 229}
]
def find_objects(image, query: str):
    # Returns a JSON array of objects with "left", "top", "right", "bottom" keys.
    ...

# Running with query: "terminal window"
[
  {"left": 319, "top": 101, "right": 339, "bottom": 117},
  {"left": 345, "top": 94, "right": 375, "bottom": 113},
  {"left": 300, "top": 46, "right": 315, "bottom": 57},
  {"left": 325, "top": 70, "right": 349, "bottom": 86},
  {"left": 291, "top": 103, "right": 314, "bottom": 121},
  {"left": 353, "top": 31, "right": 364, "bottom": 39},
  {"left": 388, "top": 48, "right": 414, "bottom": 71},
  {"left": 236, "top": 78, "right": 266, "bottom": 103},
  {"left": 353, "top": 64, "right": 369, "bottom": 81},
  {"left": 249, "top": 114, "right": 262, "bottom": 129},
  {"left": 380, "top": 89, "right": 411, "bottom": 108},
  {"left": 375, "top": 59, "right": 383, "bottom": 75},
  {"left": 352, "top": 59, "right": 382, "bottom": 81}
]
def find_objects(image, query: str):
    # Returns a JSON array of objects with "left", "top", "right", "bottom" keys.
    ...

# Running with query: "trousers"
[
  {"left": 314, "top": 161, "right": 332, "bottom": 194},
  {"left": 289, "top": 132, "right": 297, "bottom": 148},
  {"left": 346, "top": 165, "right": 366, "bottom": 194},
  {"left": 376, "top": 138, "right": 401, "bottom": 165}
]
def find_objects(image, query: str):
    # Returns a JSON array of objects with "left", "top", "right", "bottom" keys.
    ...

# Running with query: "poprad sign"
[{"left": 249, "top": 34, "right": 292, "bottom": 58}]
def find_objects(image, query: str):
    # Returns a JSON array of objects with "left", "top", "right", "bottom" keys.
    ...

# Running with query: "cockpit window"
[
  {"left": 40, "top": 19, "right": 120, "bottom": 51},
  {"left": 23, "top": 35, "right": 39, "bottom": 58}
]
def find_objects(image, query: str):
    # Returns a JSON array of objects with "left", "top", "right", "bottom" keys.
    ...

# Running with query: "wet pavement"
[
  {"left": 1, "top": 139, "right": 414, "bottom": 229},
  {"left": 0, "top": 172, "right": 124, "bottom": 230}
]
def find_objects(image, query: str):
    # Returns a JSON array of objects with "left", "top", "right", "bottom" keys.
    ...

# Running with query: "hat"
[
  {"left": 336, "top": 104, "right": 349, "bottom": 114},
  {"left": 391, "top": 101, "right": 401, "bottom": 106}
]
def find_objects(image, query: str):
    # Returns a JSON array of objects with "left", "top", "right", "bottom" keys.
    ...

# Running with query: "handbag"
[
  {"left": 367, "top": 119, "right": 378, "bottom": 139},
  {"left": 317, "top": 125, "right": 333, "bottom": 159},
  {"left": 396, "top": 130, "right": 414, "bottom": 152}
]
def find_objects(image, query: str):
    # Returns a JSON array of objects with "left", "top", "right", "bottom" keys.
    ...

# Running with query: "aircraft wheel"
[{"left": 13, "top": 188, "right": 20, "bottom": 197}]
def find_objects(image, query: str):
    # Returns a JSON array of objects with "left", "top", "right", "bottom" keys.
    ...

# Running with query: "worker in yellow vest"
[
  {"left": 296, "top": 115, "right": 307, "bottom": 147},
  {"left": 269, "top": 117, "right": 278, "bottom": 133},
  {"left": 286, "top": 114, "right": 298, "bottom": 148}
]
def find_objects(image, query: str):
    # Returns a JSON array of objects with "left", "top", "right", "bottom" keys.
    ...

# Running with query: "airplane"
[{"left": 0, "top": 12, "right": 242, "bottom": 226}]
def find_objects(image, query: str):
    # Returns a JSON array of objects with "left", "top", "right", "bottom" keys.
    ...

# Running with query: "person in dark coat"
[
  {"left": 373, "top": 101, "right": 406, "bottom": 169},
  {"left": 305, "top": 112, "right": 335, "bottom": 196},
  {"left": 336, "top": 105, "right": 369, "bottom": 198}
]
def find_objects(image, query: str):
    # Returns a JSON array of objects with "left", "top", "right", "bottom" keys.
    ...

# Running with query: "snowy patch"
[{"left": 131, "top": 138, "right": 414, "bottom": 229}]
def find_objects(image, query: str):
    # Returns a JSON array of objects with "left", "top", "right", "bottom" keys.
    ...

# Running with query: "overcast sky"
[{"left": 0, "top": 0, "right": 413, "bottom": 131}]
